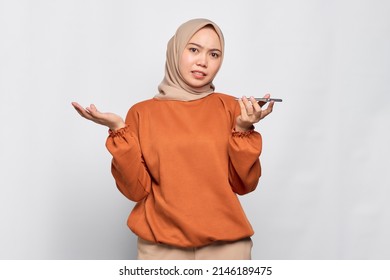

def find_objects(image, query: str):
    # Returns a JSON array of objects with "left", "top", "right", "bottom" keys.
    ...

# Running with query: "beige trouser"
[{"left": 137, "top": 237, "right": 253, "bottom": 260}]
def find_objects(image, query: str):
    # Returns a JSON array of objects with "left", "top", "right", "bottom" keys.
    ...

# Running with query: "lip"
[{"left": 191, "top": 70, "right": 207, "bottom": 78}]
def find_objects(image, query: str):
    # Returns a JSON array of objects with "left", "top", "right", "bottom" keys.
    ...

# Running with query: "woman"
[{"left": 72, "top": 18, "right": 275, "bottom": 260}]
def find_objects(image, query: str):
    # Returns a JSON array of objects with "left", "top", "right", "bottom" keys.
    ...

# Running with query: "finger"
[
  {"left": 256, "top": 93, "right": 271, "bottom": 107},
  {"left": 260, "top": 101, "right": 275, "bottom": 119},
  {"left": 242, "top": 96, "right": 254, "bottom": 115},
  {"left": 72, "top": 102, "right": 94, "bottom": 120},
  {"left": 86, "top": 104, "right": 102, "bottom": 118},
  {"left": 266, "top": 100, "right": 275, "bottom": 113},
  {"left": 238, "top": 97, "right": 250, "bottom": 118},
  {"left": 71, "top": 102, "right": 86, "bottom": 112},
  {"left": 89, "top": 104, "right": 98, "bottom": 112},
  {"left": 71, "top": 101, "right": 80, "bottom": 108},
  {"left": 249, "top": 96, "right": 262, "bottom": 113}
]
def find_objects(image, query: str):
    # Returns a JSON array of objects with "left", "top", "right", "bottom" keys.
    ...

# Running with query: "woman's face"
[{"left": 179, "top": 27, "right": 222, "bottom": 91}]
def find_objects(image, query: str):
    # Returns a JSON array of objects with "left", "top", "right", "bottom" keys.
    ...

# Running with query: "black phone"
[
  {"left": 236, "top": 97, "right": 283, "bottom": 102},
  {"left": 253, "top": 98, "right": 283, "bottom": 102}
]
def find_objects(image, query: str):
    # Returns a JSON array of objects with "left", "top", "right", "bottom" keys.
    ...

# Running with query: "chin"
[
  {"left": 189, "top": 81, "right": 212, "bottom": 90},
  {"left": 190, "top": 85, "right": 210, "bottom": 92}
]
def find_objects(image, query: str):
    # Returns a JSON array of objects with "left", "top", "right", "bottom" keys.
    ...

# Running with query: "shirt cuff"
[
  {"left": 108, "top": 125, "right": 130, "bottom": 137},
  {"left": 232, "top": 126, "right": 255, "bottom": 138}
]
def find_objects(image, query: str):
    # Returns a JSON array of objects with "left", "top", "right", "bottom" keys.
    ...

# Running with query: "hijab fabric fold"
[{"left": 155, "top": 18, "right": 224, "bottom": 101}]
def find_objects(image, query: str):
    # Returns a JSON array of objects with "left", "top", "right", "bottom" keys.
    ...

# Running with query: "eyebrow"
[{"left": 187, "top": 42, "right": 222, "bottom": 53}]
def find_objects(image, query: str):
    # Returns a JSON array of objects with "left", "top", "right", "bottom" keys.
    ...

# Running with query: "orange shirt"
[{"left": 106, "top": 93, "right": 262, "bottom": 248}]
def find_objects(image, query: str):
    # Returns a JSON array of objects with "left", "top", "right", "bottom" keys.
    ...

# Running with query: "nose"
[{"left": 196, "top": 54, "right": 207, "bottom": 68}]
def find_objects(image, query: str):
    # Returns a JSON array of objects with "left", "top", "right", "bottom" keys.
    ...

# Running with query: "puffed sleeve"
[
  {"left": 228, "top": 129, "right": 262, "bottom": 195},
  {"left": 105, "top": 108, "right": 151, "bottom": 202},
  {"left": 227, "top": 98, "right": 262, "bottom": 195}
]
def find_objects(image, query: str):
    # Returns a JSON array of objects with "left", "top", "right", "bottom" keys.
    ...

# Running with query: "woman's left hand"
[{"left": 235, "top": 94, "right": 275, "bottom": 132}]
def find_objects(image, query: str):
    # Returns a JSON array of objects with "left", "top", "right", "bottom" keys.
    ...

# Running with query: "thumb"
[{"left": 86, "top": 104, "right": 101, "bottom": 117}]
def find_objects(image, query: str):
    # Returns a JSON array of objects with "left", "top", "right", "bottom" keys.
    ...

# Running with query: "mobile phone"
[
  {"left": 236, "top": 97, "right": 283, "bottom": 102},
  {"left": 254, "top": 98, "right": 283, "bottom": 102}
]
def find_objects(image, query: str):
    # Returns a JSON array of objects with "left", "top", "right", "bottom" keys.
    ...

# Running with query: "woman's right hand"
[{"left": 71, "top": 102, "right": 126, "bottom": 131}]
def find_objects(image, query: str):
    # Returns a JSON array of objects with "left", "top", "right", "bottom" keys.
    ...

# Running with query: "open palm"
[{"left": 71, "top": 102, "right": 125, "bottom": 131}]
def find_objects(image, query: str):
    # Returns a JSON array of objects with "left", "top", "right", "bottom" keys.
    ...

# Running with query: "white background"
[{"left": 1, "top": 0, "right": 389, "bottom": 259}]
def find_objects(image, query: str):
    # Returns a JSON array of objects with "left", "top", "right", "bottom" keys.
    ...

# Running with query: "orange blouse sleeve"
[
  {"left": 105, "top": 108, "right": 151, "bottom": 202},
  {"left": 227, "top": 101, "right": 262, "bottom": 195}
]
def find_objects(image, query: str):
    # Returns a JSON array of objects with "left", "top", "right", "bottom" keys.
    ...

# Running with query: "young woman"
[{"left": 72, "top": 18, "right": 275, "bottom": 260}]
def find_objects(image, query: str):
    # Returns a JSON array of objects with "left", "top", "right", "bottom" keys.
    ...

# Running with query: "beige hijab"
[{"left": 155, "top": 18, "right": 225, "bottom": 101}]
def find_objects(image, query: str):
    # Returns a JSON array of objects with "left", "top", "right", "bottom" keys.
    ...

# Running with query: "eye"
[
  {"left": 211, "top": 52, "right": 220, "bottom": 58},
  {"left": 189, "top": 47, "right": 198, "bottom": 53}
]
